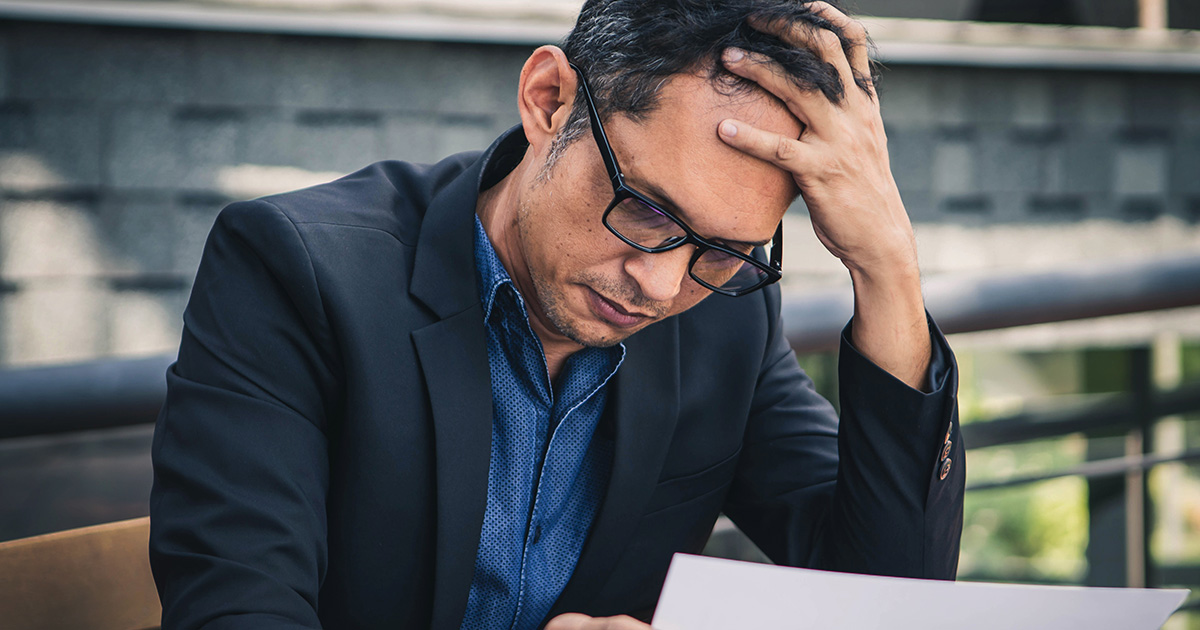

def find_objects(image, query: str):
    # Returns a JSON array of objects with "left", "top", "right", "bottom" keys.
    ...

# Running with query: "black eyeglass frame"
[{"left": 569, "top": 62, "right": 784, "bottom": 298}]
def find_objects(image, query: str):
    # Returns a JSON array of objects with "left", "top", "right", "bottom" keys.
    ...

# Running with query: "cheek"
[
  {"left": 666, "top": 280, "right": 711, "bottom": 314},
  {"left": 559, "top": 225, "right": 633, "bottom": 274}
]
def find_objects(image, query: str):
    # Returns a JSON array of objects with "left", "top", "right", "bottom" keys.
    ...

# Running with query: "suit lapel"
[
  {"left": 409, "top": 125, "right": 527, "bottom": 321},
  {"left": 547, "top": 318, "right": 681, "bottom": 620},
  {"left": 413, "top": 310, "right": 492, "bottom": 630},
  {"left": 408, "top": 129, "right": 525, "bottom": 630}
]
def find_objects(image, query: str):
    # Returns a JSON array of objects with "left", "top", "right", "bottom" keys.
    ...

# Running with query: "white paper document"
[{"left": 653, "top": 554, "right": 1188, "bottom": 630}]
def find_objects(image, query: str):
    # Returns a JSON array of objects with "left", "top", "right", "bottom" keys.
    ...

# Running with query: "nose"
[{"left": 623, "top": 246, "right": 692, "bottom": 303}]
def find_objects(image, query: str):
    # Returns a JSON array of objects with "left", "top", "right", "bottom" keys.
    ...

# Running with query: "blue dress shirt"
[{"left": 460, "top": 216, "right": 626, "bottom": 630}]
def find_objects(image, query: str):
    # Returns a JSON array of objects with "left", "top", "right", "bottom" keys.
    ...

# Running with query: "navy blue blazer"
[{"left": 150, "top": 128, "right": 964, "bottom": 630}]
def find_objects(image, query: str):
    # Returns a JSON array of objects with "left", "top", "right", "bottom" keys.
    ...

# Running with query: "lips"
[{"left": 586, "top": 287, "right": 651, "bottom": 329}]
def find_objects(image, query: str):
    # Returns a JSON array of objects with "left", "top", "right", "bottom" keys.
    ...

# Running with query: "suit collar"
[{"left": 410, "top": 125, "right": 529, "bottom": 319}]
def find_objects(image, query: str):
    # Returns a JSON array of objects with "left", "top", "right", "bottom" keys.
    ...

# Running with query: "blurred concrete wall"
[
  {"left": 0, "top": 19, "right": 524, "bottom": 367},
  {"left": 1, "top": 19, "right": 1198, "bottom": 368},
  {"left": 852, "top": 0, "right": 1200, "bottom": 28}
]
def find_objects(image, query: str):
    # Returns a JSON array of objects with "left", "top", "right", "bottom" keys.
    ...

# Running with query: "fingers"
[
  {"left": 721, "top": 47, "right": 832, "bottom": 128},
  {"left": 546, "top": 613, "right": 652, "bottom": 630},
  {"left": 546, "top": 613, "right": 592, "bottom": 630},
  {"left": 718, "top": 118, "right": 811, "bottom": 176},
  {"left": 805, "top": 2, "right": 871, "bottom": 84},
  {"left": 747, "top": 2, "right": 873, "bottom": 98}
]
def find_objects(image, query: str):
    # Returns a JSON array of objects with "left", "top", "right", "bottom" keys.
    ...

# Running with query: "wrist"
[
  {"left": 847, "top": 260, "right": 932, "bottom": 391},
  {"left": 845, "top": 246, "right": 920, "bottom": 290},
  {"left": 839, "top": 207, "right": 919, "bottom": 282},
  {"left": 847, "top": 249, "right": 926, "bottom": 332}
]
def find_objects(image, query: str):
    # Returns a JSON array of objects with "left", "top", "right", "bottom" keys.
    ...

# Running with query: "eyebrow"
[{"left": 638, "top": 180, "right": 773, "bottom": 249}]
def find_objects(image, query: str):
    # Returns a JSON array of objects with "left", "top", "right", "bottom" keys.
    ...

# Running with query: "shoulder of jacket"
[{"left": 246, "top": 152, "right": 480, "bottom": 245}]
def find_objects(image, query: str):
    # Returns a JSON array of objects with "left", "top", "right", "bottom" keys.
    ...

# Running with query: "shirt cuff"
[{"left": 840, "top": 312, "right": 951, "bottom": 398}]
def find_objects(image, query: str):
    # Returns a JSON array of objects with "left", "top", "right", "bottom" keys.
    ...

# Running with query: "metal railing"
[
  {"left": 958, "top": 346, "right": 1191, "bottom": 591},
  {"left": 2, "top": 254, "right": 1200, "bottom": 440},
  {"left": 783, "top": 253, "right": 1200, "bottom": 354}
]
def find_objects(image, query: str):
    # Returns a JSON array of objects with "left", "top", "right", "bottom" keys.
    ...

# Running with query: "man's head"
[
  {"left": 492, "top": 0, "right": 869, "bottom": 353},
  {"left": 551, "top": 0, "right": 874, "bottom": 170}
]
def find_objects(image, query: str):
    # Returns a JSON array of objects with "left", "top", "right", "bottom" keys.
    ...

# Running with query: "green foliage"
[
  {"left": 1183, "top": 343, "right": 1200, "bottom": 382},
  {"left": 960, "top": 439, "right": 1088, "bottom": 584}
]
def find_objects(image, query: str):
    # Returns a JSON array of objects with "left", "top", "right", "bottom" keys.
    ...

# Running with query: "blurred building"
[
  {"left": 1, "top": 0, "right": 1199, "bottom": 620},
  {"left": 0, "top": 0, "right": 1197, "bottom": 367},
  {"left": 855, "top": 0, "right": 1200, "bottom": 28}
]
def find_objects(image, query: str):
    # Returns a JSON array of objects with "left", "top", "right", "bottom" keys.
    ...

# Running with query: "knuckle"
[
  {"left": 775, "top": 136, "right": 796, "bottom": 162},
  {"left": 846, "top": 19, "right": 868, "bottom": 40},
  {"left": 778, "top": 21, "right": 805, "bottom": 45},
  {"left": 815, "top": 29, "right": 840, "bottom": 50},
  {"left": 808, "top": 1, "right": 835, "bottom": 18}
]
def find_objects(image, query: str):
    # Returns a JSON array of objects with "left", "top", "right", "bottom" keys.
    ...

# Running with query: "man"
[{"left": 149, "top": 1, "right": 964, "bottom": 629}]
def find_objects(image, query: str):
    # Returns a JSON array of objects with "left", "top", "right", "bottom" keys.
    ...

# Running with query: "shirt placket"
[
  {"left": 509, "top": 350, "right": 621, "bottom": 630},
  {"left": 510, "top": 402, "right": 583, "bottom": 629}
]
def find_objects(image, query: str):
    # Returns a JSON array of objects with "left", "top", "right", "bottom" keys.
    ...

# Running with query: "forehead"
[{"left": 601, "top": 71, "right": 802, "bottom": 239}]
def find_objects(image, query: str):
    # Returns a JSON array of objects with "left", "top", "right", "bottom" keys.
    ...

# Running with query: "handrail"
[
  {"left": 0, "top": 355, "right": 172, "bottom": 440},
  {"left": 960, "top": 382, "right": 1200, "bottom": 449},
  {"left": 967, "top": 448, "right": 1200, "bottom": 492},
  {"left": 784, "top": 253, "right": 1200, "bottom": 354},
  {"left": 1, "top": 253, "right": 1199, "bottom": 440}
]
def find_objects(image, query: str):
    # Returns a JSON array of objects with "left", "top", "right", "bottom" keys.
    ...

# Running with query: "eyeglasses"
[{"left": 570, "top": 62, "right": 783, "bottom": 298}]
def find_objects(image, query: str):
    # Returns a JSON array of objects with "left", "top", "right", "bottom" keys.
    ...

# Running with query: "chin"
[
  {"left": 529, "top": 263, "right": 661, "bottom": 348},
  {"left": 553, "top": 312, "right": 635, "bottom": 349},
  {"left": 546, "top": 291, "right": 644, "bottom": 348}
]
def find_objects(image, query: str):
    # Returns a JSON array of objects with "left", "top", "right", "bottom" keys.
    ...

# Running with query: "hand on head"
[{"left": 718, "top": 1, "right": 918, "bottom": 277}]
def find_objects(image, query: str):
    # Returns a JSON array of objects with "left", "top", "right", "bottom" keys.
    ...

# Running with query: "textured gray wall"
[
  {"left": 0, "top": 20, "right": 526, "bottom": 367},
  {"left": 879, "top": 66, "right": 1200, "bottom": 224},
  {"left": 2, "top": 19, "right": 1199, "bottom": 367}
]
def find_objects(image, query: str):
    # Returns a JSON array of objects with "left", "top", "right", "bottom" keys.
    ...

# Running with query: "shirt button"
[{"left": 939, "top": 457, "right": 953, "bottom": 481}]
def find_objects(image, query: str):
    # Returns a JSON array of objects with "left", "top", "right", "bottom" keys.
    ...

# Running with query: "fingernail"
[
  {"left": 723, "top": 47, "right": 745, "bottom": 64},
  {"left": 720, "top": 121, "right": 738, "bottom": 138}
]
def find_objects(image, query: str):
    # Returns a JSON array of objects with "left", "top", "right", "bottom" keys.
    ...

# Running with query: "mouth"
[{"left": 585, "top": 287, "right": 652, "bottom": 329}]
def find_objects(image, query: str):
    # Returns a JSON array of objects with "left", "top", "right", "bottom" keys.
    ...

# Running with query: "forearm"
[{"left": 847, "top": 250, "right": 932, "bottom": 392}]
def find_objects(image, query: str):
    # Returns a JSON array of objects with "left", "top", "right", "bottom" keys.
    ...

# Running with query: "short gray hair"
[{"left": 541, "top": 0, "right": 876, "bottom": 175}]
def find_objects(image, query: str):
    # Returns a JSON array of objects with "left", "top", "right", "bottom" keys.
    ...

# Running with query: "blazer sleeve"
[
  {"left": 722, "top": 284, "right": 964, "bottom": 580},
  {"left": 150, "top": 200, "right": 342, "bottom": 630}
]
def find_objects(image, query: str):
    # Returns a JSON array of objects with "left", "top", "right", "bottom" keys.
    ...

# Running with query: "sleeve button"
[
  {"left": 941, "top": 440, "right": 952, "bottom": 461},
  {"left": 939, "top": 457, "right": 953, "bottom": 480}
]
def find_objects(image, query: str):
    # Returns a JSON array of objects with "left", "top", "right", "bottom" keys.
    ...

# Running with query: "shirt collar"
[{"left": 473, "top": 214, "right": 515, "bottom": 321}]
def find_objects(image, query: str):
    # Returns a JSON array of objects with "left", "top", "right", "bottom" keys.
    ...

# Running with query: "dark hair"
[{"left": 546, "top": 0, "right": 877, "bottom": 167}]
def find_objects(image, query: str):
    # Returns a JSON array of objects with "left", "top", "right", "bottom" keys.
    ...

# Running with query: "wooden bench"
[{"left": 0, "top": 517, "right": 160, "bottom": 630}]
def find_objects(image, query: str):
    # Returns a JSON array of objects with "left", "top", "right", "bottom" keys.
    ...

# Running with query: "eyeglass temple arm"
[{"left": 569, "top": 63, "right": 623, "bottom": 187}]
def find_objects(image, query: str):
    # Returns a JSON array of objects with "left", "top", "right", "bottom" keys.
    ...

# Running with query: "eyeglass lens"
[{"left": 606, "top": 196, "right": 773, "bottom": 292}]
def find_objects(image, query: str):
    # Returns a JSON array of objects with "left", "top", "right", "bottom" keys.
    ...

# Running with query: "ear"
[{"left": 517, "top": 46, "right": 578, "bottom": 156}]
